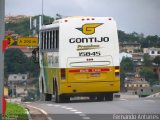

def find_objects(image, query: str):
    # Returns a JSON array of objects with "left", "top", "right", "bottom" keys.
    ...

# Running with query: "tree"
[
  {"left": 143, "top": 54, "right": 152, "bottom": 67},
  {"left": 4, "top": 48, "right": 28, "bottom": 76},
  {"left": 153, "top": 56, "right": 160, "bottom": 80},
  {"left": 139, "top": 67, "right": 158, "bottom": 85},
  {"left": 120, "top": 57, "right": 134, "bottom": 91},
  {"left": 120, "top": 57, "right": 134, "bottom": 72},
  {"left": 4, "top": 48, "right": 40, "bottom": 78},
  {"left": 153, "top": 56, "right": 160, "bottom": 65}
]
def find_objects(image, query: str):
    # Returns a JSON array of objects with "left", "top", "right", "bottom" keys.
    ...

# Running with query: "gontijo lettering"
[{"left": 69, "top": 37, "right": 109, "bottom": 43}]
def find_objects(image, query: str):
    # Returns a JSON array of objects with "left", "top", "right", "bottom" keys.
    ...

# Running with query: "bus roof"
[{"left": 40, "top": 16, "right": 114, "bottom": 31}]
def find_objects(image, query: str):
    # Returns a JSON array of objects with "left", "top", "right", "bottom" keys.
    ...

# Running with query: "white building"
[
  {"left": 8, "top": 74, "right": 28, "bottom": 82},
  {"left": 8, "top": 74, "right": 28, "bottom": 97},
  {"left": 143, "top": 48, "right": 160, "bottom": 58}
]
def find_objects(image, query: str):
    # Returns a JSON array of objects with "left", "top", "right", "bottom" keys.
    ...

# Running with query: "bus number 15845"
[{"left": 79, "top": 51, "right": 101, "bottom": 56}]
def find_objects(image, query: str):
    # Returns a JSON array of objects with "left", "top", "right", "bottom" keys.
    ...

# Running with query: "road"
[{"left": 26, "top": 97, "right": 160, "bottom": 120}]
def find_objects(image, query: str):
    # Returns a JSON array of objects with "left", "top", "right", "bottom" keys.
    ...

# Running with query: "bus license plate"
[{"left": 91, "top": 73, "right": 100, "bottom": 77}]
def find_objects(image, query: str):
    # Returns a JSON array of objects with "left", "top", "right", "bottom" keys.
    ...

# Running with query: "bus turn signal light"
[{"left": 115, "top": 66, "right": 120, "bottom": 78}]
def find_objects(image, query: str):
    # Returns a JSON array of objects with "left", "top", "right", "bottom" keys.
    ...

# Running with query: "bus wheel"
[
  {"left": 55, "top": 87, "right": 61, "bottom": 103},
  {"left": 105, "top": 93, "right": 113, "bottom": 101},
  {"left": 63, "top": 96, "right": 70, "bottom": 103},
  {"left": 45, "top": 93, "right": 52, "bottom": 101},
  {"left": 97, "top": 95, "right": 104, "bottom": 101},
  {"left": 90, "top": 95, "right": 96, "bottom": 101}
]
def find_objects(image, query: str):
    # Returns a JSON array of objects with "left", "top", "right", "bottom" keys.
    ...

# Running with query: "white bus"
[{"left": 39, "top": 16, "right": 120, "bottom": 103}]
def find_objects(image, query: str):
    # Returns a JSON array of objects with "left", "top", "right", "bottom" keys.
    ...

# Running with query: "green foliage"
[
  {"left": 153, "top": 56, "right": 160, "bottom": 65},
  {"left": 6, "top": 18, "right": 30, "bottom": 36},
  {"left": 118, "top": 30, "right": 160, "bottom": 48},
  {"left": 5, "top": 48, "right": 28, "bottom": 75},
  {"left": 120, "top": 57, "right": 134, "bottom": 91},
  {"left": 139, "top": 67, "right": 158, "bottom": 85},
  {"left": 4, "top": 48, "right": 39, "bottom": 78},
  {"left": 120, "top": 57, "right": 134, "bottom": 72},
  {"left": 5, "top": 102, "right": 28, "bottom": 120},
  {"left": 143, "top": 54, "right": 152, "bottom": 67},
  {"left": 5, "top": 15, "right": 54, "bottom": 36}
]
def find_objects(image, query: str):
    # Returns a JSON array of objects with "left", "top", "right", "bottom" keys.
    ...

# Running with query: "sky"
[{"left": 5, "top": 0, "right": 160, "bottom": 36}]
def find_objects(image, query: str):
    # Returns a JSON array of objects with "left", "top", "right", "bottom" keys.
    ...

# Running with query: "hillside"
[{"left": 5, "top": 15, "right": 54, "bottom": 36}]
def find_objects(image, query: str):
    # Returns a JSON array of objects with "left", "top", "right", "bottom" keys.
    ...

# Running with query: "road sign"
[
  {"left": 5, "top": 35, "right": 15, "bottom": 46},
  {"left": 2, "top": 96, "right": 6, "bottom": 115},
  {"left": 17, "top": 37, "right": 38, "bottom": 47},
  {"left": 2, "top": 40, "right": 8, "bottom": 53}
]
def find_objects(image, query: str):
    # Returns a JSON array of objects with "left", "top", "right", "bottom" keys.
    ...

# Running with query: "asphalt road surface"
[{"left": 26, "top": 97, "right": 160, "bottom": 120}]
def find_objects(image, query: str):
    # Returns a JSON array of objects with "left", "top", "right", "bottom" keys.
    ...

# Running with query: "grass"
[{"left": 4, "top": 102, "right": 28, "bottom": 120}]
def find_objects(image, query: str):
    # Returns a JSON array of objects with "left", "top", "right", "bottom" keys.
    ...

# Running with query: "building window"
[
  {"left": 14, "top": 76, "right": 17, "bottom": 79},
  {"left": 141, "top": 89, "right": 143, "bottom": 92},
  {"left": 140, "top": 84, "right": 142, "bottom": 87},
  {"left": 151, "top": 89, "right": 153, "bottom": 92},
  {"left": 22, "top": 76, "right": 25, "bottom": 79},
  {"left": 158, "top": 51, "right": 160, "bottom": 54},
  {"left": 151, "top": 51, "right": 155, "bottom": 54}
]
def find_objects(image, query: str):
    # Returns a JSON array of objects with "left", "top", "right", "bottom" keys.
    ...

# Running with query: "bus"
[{"left": 39, "top": 16, "right": 120, "bottom": 103}]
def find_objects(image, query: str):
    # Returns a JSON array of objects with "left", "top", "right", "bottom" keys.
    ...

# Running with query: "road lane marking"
[
  {"left": 144, "top": 100, "right": 155, "bottom": 103},
  {"left": 47, "top": 104, "right": 54, "bottom": 106},
  {"left": 61, "top": 106, "right": 67, "bottom": 108},
  {"left": 120, "top": 99, "right": 128, "bottom": 101},
  {"left": 79, "top": 114, "right": 86, "bottom": 116},
  {"left": 74, "top": 111, "right": 82, "bottom": 114},
  {"left": 65, "top": 107, "right": 73, "bottom": 110},
  {"left": 53, "top": 105, "right": 61, "bottom": 107},
  {"left": 82, "top": 117, "right": 91, "bottom": 119},
  {"left": 70, "top": 109, "right": 78, "bottom": 112},
  {"left": 47, "top": 117, "right": 53, "bottom": 120}
]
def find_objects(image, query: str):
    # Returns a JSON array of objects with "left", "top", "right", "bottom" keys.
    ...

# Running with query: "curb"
[
  {"left": 25, "top": 108, "right": 32, "bottom": 120},
  {"left": 27, "top": 105, "right": 53, "bottom": 120}
]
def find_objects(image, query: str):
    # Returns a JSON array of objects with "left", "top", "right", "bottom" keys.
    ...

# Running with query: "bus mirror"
[{"left": 32, "top": 47, "right": 39, "bottom": 64}]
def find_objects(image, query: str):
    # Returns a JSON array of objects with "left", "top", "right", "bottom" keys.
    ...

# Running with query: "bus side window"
[
  {"left": 52, "top": 30, "right": 55, "bottom": 49},
  {"left": 49, "top": 31, "right": 52, "bottom": 49},
  {"left": 44, "top": 32, "right": 46, "bottom": 50},
  {"left": 47, "top": 31, "right": 50, "bottom": 49},
  {"left": 41, "top": 32, "right": 44, "bottom": 49},
  {"left": 54, "top": 30, "right": 56, "bottom": 49},
  {"left": 56, "top": 30, "right": 59, "bottom": 49}
]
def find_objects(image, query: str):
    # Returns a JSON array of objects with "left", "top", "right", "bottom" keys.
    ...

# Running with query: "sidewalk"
[{"left": 26, "top": 105, "right": 48, "bottom": 120}]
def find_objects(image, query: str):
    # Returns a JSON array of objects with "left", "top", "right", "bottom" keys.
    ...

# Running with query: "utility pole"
[{"left": 0, "top": 0, "right": 5, "bottom": 119}]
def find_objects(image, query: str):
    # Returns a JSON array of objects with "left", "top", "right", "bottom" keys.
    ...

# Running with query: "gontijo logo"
[{"left": 76, "top": 23, "right": 103, "bottom": 35}]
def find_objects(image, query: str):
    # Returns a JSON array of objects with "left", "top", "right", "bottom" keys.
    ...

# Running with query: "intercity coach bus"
[{"left": 39, "top": 16, "right": 120, "bottom": 103}]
